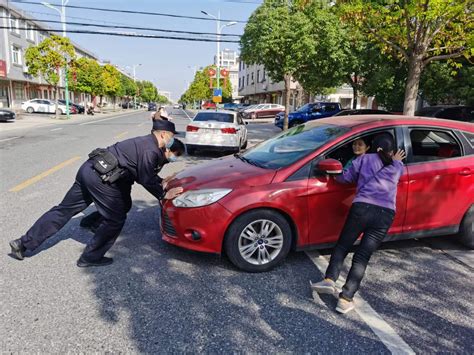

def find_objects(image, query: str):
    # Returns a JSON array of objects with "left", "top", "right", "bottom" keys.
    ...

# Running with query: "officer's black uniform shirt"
[{"left": 107, "top": 134, "right": 166, "bottom": 199}]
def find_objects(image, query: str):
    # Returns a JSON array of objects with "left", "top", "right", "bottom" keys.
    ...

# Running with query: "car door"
[
  {"left": 36, "top": 100, "right": 48, "bottom": 112},
  {"left": 236, "top": 114, "right": 247, "bottom": 144},
  {"left": 403, "top": 126, "right": 473, "bottom": 232},
  {"left": 306, "top": 127, "right": 408, "bottom": 245}
]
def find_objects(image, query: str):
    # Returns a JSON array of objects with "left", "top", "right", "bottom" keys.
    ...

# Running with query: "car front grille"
[{"left": 162, "top": 211, "right": 177, "bottom": 237}]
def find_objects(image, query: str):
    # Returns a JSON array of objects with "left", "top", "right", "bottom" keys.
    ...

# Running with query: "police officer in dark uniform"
[{"left": 9, "top": 120, "right": 183, "bottom": 267}]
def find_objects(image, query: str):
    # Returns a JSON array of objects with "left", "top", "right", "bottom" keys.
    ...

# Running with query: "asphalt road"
[{"left": 0, "top": 108, "right": 472, "bottom": 353}]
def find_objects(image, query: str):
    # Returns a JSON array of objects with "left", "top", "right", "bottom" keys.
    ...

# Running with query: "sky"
[{"left": 11, "top": 0, "right": 261, "bottom": 100}]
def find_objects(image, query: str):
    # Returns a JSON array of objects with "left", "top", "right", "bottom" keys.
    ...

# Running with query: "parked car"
[
  {"left": 275, "top": 102, "right": 341, "bottom": 129},
  {"left": 21, "top": 99, "right": 69, "bottom": 115},
  {"left": 242, "top": 103, "right": 285, "bottom": 120},
  {"left": 333, "top": 109, "right": 392, "bottom": 116},
  {"left": 0, "top": 108, "right": 16, "bottom": 122},
  {"left": 148, "top": 102, "right": 157, "bottom": 111},
  {"left": 201, "top": 101, "right": 216, "bottom": 110},
  {"left": 223, "top": 103, "right": 239, "bottom": 111},
  {"left": 162, "top": 115, "right": 474, "bottom": 272},
  {"left": 57, "top": 100, "right": 80, "bottom": 114},
  {"left": 185, "top": 110, "right": 248, "bottom": 155},
  {"left": 415, "top": 105, "right": 474, "bottom": 123},
  {"left": 173, "top": 103, "right": 181, "bottom": 109}
]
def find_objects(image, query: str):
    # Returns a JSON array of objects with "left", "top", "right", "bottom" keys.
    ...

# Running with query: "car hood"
[{"left": 168, "top": 155, "right": 276, "bottom": 191}]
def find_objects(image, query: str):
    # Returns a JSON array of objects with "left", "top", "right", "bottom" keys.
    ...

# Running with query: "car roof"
[
  {"left": 197, "top": 110, "right": 236, "bottom": 114},
  {"left": 307, "top": 114, "right": 474, "bottom": 131}
]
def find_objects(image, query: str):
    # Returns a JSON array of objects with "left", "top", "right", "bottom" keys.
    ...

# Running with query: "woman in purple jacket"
[{"left": 312, "top": 133, "right": 406, "bottom": 314}]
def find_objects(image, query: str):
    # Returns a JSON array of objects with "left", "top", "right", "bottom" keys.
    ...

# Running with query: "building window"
[
  {"left": 262, "top": 69, "right": 266, "bottom": 82},
  {"left": 246, "top": 74, "right": 249, "bottom": 86},
  {"left": 14, "top": 83, "right": 25, "bottom": 100},
  {"left": 10, "top": 15, "right": 20, "bottom": 35},
  {"left": 251, "top": 72, "right": 254, "bottom": 84},
  {"left": 26, "top": 24, "right": 35, "bottom": 41},
  {"left": 12, "top": 46, "right": 22, "bottom": 65},
  {"left": 257, "top": 70, "right": 260, "bottom": 83}
]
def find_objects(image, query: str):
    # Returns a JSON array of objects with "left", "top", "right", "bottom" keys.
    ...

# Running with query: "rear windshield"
[{"left": 194, "top": 113, "right": 234, "bottom": 123}]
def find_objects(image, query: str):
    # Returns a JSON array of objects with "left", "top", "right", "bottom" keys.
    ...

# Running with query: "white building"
[{"left": 214, "top": 48, "right": 240, "bottom": 102}]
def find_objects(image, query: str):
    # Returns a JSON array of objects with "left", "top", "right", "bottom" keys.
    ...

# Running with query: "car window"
[
  {"left": 326, "top": 129, "right": 396, "bottom": 167},
  {"left": 409, "top": 129, "right": 462, "bottom": 163},
  {"left": 237, "top": 115, "right": 244, "bottom": 125},
  {"left": 460, "top": 131, "right": 474, "bottom": 151},
  {"left": 323, "top": 104, "right": 339, "bottom": 112},
  {"left": 241, "top": 123, "right": 349, "bottom": 169},
  {"left": 193, "top": 112, "right": 234, "bottom": 123},
  {"left": 437, "top": 108, "right": 463, "bottom": 120}
]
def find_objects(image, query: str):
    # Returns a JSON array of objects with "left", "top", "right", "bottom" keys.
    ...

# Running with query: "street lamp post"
[
  {"left": 201, "top": 10, "right": 236, "bottom": 93},
  {"left": 126, "top": 64, "right": 142, "bottom": 109},
  {"left": 42, "top": 0, "right": 70, "bottom": 119}
]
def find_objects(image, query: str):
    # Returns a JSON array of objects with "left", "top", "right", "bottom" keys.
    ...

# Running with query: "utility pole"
[
  {"left": 126, "top": 64, "right": 141, "bottom": 109},
  {"left": 42, "top": 0, "right": 70, "bottom": 119}
]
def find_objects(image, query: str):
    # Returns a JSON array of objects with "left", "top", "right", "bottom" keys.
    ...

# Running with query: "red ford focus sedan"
[{"left": 162, "top": 115, "right": 474, "bottom": 272}]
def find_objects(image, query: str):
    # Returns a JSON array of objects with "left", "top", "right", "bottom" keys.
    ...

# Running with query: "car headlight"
[{"left": 172, "top": 188, "right": 232, "bottom": 208}]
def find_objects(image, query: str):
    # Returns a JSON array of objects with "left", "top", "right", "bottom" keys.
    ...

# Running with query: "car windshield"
[
  {"left": 296, "top": 103, "right": 312, "bottom": 112},
  {"left": 194, "top": 112, "right": 234, "bottom": 123},
  {"left": 241, "top": 123, "right": 349, "bottom": 169}
]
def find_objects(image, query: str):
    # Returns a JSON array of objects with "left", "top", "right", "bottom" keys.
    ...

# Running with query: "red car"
[
  {"left": 163, "top": 115, "right": 474, "bottom": 272},
  {"left": 201, "top": 101, "right": 216, "bottom": 110}
]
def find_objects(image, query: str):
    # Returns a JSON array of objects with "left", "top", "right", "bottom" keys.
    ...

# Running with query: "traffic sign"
[
  {"left": 212, "top": 96, "right": 222, "bottom": 103},
  {"left": 213, "top": 88, "right": 222, "bottom": 97}
]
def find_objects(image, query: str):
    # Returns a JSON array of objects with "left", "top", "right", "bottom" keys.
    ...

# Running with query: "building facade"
[
  {"left": 0, "top": 0, "right": 113, "bottom": 109},
  {"left": 214, "top": 48, "right": 240, "bottom": 102},
  {"left": 238, "top": 61, "right": 377, "bottom": 111}
]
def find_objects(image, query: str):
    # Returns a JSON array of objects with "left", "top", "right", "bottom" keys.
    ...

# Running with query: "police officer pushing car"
[{"left": 9, "top": 120, "right": 183, "bottom": 267}]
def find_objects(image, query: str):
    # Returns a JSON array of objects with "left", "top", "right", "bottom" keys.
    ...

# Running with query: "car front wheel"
[
  {"left": 457, "top": 205, "right": 474, "bottom": 249},
  {"left": 224, "top": 209, "right": 292, "bottom": 272},
  {"left": 26, "top": 107, "right": 34, "bottom": 113}
]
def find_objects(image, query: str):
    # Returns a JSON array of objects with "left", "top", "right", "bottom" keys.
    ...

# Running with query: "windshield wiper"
[{"left": 234, "top": 153, "right": 266, "bottom": 169}]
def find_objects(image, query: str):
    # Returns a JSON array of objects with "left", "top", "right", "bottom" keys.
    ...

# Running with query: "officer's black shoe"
[
  {"left": 76, "top": 256, "right": 113, "bottom": 268},
  {"left": 9, "top": 238, "right": 26, "bottom": 261}
]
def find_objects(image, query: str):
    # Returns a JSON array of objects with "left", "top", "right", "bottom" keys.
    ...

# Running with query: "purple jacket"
[{"left": 336, "top": 153, "right": 404, "bottom": 211}]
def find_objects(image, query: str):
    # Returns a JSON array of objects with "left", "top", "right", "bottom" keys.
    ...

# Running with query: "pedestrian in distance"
[
  {"left": 80, "top": 138, "right": 186, "bottom": 234},
  {"left": 311, "top": 133, "right": 406, "bottom": 314},
  {"left": 9, "top": 120, "right": 184, "bottom": 267}
]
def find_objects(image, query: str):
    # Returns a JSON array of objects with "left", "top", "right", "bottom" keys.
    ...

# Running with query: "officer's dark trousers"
[{"left": 20, "top": 160, "right": 132, "bottom": 261}]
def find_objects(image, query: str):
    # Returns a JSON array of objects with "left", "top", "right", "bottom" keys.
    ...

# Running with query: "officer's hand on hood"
[
  {"left": 164, "top": 187, "right": 183, "bottom": 200},
  {"left": 162, "top": 172, "right": 177, "bottom": 190}
]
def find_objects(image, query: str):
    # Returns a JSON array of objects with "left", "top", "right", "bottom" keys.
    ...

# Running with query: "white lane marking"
[
  {"left": 79, "top": 111, "right": 141, "bottom": 126},
  {"left": 306, "top": 251, "right": 415, "bottom": 355},
  {"left": 181, "top": 109, "right": 192, "bottom": 120},
  {"left": 0, "top": 136, "right": 20, "bottom": 142},
  {"left": 50, "top": 128, "right": 63, "bottom": 131}
]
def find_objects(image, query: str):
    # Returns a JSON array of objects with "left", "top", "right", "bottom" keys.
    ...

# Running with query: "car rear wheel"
[
  {"left": 241, "top": 140, "right": 248, "bottom": 149},
  {"left": 224, "top": 209, "right": 292, "bottom": 272},
  {"left": 56, "top": 109, "right": 63, "bottom": 115},
  {"left": 457, "top": 205, "right": 474, "bottom": 249},
  {"left": 26, "top": 107, "right": 34, "bottom": 113},
  {"left": 186, "top": 146, "right": 195, "bottom": 155}
]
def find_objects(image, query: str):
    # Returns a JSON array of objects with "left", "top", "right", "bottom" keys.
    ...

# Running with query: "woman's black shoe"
[{"left": 76, "top": 256, "right": 113, "bottom": 267}]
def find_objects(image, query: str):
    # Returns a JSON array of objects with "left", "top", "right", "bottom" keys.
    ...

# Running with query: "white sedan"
[
  {"left": 185, "top": 110, "right": 248, "bottom": 155},
  {"left": 21, "top": 99, "right": 68, "bottom": 114}
]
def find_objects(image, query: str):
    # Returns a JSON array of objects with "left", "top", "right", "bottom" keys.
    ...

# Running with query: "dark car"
[
  {"left": 415, "top": 105, "right": 474, "bottom": 123},
  {"left": 275, "top": 102, "right": 341, "bottom": 129},
  {"left": 0, "top": 108, "right": 16, "bottom": 122},
  {"left": 148, "top": 102, "right": 157, "bottom": 111},
  {"left": 58, "top": 100, "right": 84, "bottom": 114},
  {"left": 333, "top": 109, "right": 393, "bottom": 116},
  {"left": 223, "top": 103, "right": 239, "bottom": 111}
]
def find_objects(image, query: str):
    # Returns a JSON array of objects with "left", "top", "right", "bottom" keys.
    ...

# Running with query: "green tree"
[
  {"left": 338, "top": 0, "right": 473, "bottom": 115},
  {"left": 68, "top": 57, "right": 102, "bottom": 106},
  {"left": 98, "top": 64, "right": 121, "bottom": 106},
  {"left": 25, "top": 34, "right": 75, "bottom": 117},
  {"left": 240, "top": 0, "right": 315, "bottom": 129}
]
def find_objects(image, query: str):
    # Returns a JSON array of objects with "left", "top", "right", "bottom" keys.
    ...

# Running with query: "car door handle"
[{"left": 459, "top": 168, "right": 471, "bottom": 176}]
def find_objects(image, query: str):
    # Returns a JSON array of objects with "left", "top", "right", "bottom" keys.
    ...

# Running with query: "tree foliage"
[
  {"left": 69, "top": 57, "right": 102, "bottom": 98},
  {"left": 338, "top": 0, "right": 473, "bottom": 115}
]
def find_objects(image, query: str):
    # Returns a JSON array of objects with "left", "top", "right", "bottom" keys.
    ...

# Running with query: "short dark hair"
[{"left": 169, "top": 138, "right": 185, "bottom": 156}]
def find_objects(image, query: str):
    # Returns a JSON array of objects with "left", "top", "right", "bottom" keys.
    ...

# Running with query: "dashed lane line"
[
  {"left": 306, "top": 250, "right": 415, "bottom": 355},
  {"left": 0, "top": 136, "right": 20, "bottom": 142},
  {"left": 114, "top": 131, "right": 128, "bottom": 139}
]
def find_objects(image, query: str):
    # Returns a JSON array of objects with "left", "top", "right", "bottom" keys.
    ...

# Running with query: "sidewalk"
[{"left": 0, "top": 109, "right": 145, "bottom": 133}]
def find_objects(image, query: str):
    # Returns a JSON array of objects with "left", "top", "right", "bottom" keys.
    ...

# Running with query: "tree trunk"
[
  {"left": 54, "top": 85, "right": 59, "bottom": 119},
  {"left": 352, "top": 85, "right": 358, "bottom": 109},
  {"left": 403, "top": 55, "right": 424, "bottom": 116},
  {"left": 283, "top": 74, "right": 291, "bottom": 131}
]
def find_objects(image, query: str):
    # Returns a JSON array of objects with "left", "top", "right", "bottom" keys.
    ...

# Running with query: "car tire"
[
  {"left": 186, "top": 146, "right": 195, "bottom": 155},
  {"left": 457, "top": 205, "right": 474, "bottom": 249},
  {"left": 241, "top": 140, "right": 248, "bottom": 149},
  {"left": 224, "top": 209, "right": 292, "bottom": 272},
  {"left": 56, "top": 109, "right": 63, "bottom": 115},
  {"left": 26, "top": 107, "right": 34, "bottom": 114}
]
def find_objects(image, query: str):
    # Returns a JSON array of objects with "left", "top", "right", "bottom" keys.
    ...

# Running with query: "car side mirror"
[
  {"left": 316, "top": 159, "right": 343, "bottom": 175},
  {"left": 245, "top": 121, "right": 249, "bottom": 125}
]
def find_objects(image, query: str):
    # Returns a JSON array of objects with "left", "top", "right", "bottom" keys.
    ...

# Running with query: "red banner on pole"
[{"left": 0, "top": 60, "right": 6, "bottom": 77}]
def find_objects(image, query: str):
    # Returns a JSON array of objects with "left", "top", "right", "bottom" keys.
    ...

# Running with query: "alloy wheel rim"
[{"left": 238, "top": 219, "right": 284, "bottom": 265}]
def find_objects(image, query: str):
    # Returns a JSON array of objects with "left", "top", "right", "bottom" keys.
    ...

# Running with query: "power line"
[
  {"left": 0, "top": 25, "right": 241, "bottom": 42},
  {"left": 9, "top": 0, "right": 248, "bottom": 23},
  {"left": 0, "top": 16, "right": 242, "bottom": 37}
]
